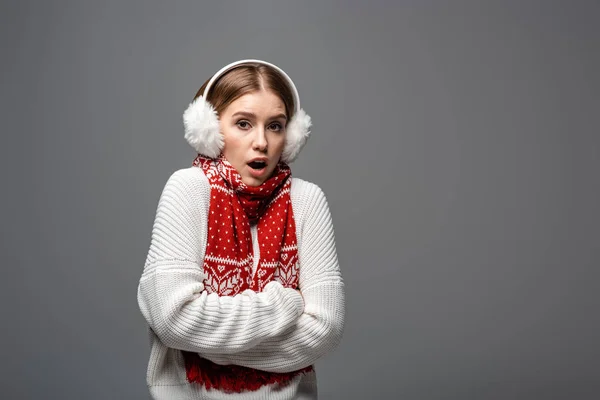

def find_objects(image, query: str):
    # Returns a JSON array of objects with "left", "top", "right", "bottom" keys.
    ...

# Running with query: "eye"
[
  {"left": 236, "top": 120, "right": 251, "bottom": 130},
  {"left": 268, "top": 122, "right": 284, "bottom": 132}
]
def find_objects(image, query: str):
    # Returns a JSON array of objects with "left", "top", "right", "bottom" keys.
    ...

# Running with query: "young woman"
[{"left": 137, "top": 59, "right": 345, "bottom": 399}]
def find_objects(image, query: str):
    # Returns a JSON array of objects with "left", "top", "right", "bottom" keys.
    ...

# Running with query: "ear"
[
  {"left": 281, "top": 108, "right": 312, "bottom": 164},
  {"left": 183, "top": 96, "right": 223, "bottom": 158}
]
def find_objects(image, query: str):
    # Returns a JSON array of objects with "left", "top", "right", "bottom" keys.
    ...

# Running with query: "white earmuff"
[{"left": 183, "top": 59, "right": 312, "bottom": 164}]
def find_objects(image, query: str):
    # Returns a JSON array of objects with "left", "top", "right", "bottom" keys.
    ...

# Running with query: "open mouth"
[{"left": 247, "top": 160, "right": 267, "bottom": 170}]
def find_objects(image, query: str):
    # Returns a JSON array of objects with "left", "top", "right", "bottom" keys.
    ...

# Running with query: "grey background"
[{"left": 2, "top": 1, "right": 599, "bottom": 399}]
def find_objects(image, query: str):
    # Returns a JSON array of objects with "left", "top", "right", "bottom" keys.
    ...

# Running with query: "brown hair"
[{"left": 193, "top": 62, "right": 296, "bottom": 121}]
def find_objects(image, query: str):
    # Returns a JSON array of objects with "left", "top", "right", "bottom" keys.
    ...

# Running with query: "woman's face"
[{"left": 219, "top": 89, "right": 287, "bottom": 186}]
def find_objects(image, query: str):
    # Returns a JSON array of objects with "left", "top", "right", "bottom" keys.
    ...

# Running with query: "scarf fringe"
[{"left": 183, "top": 352, "right": 314, "bottom": 393}]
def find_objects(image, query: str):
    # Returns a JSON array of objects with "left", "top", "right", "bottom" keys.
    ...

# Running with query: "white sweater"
[{"left": 137, "top": 167, "right": 345, "bottom": 400}]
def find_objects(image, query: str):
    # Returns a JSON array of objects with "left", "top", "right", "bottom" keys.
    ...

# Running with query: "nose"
[{"left": 252, "top": 127, "right": 268, "bottom": 152}]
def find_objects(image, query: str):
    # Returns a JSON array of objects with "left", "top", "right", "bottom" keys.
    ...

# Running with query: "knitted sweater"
[{"left": 137, "top": 167, "right": 345, "bottom": 399}]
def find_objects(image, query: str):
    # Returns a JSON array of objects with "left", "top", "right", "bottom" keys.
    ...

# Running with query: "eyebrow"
[{"left": 231, "top": 111, "right": 287, "bottom": 121}]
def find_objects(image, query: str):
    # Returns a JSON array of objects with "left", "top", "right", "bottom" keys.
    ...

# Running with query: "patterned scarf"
[{"left": 181, "top": 154, "right": 313, "bottom": 392}]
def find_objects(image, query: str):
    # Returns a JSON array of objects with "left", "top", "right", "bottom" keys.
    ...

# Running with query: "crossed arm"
[{"left": 137, "top": 169, "right": 345, "bottom": 371}]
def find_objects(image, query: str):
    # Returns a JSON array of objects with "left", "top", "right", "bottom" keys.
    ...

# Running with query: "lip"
[
  {"left": 247, "top": 165, "right": 268, "bottom": 177},
  {"left": 248, "top": 157, "right": 269, "bottom": 164},
  {"left": 247, "top": 157, "right": 269, "bottom": 178}
]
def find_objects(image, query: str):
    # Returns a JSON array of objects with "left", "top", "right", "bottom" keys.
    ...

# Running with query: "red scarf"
[{"left": 182, "top": 154, "right": 313, "bottom": 392}]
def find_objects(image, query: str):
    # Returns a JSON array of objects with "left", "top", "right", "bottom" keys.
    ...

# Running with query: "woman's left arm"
[{"left": 202, "top": 184, "right": 346, "bottom": 373}]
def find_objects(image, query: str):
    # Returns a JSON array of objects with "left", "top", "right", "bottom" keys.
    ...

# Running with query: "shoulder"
[
  {"left": 162, "top": 166, "right": 210, "bottom": 195},
  {"left": 291, "top": 177, "right": 327, "bottom": 202},
  {"left": 290, "top": 177, "right": 331, "bottom": 223},
  {"left": 157, "top": 167, "right": 211, "bottom": 211}
]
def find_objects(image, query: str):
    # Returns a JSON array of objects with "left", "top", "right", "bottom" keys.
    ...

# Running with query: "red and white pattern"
[
  {"left": 192, "top": 154, "right": 300, "bottom": 293},
  {"left": 183, "top": 153, "right": 311, "bottom": 392}
]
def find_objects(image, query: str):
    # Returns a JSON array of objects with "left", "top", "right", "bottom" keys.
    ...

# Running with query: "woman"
[{"left": 137, "top": 59, "right": 345, "bottom": 399}]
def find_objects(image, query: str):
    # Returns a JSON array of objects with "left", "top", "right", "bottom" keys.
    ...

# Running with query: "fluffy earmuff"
[
  {"left": 280, "top": 108, "right": 312, "bottom": 164},
  {"left": 183, "top": 96, "right": 223, "bottom": 159},
  {"left": 183, "top": 59, "right": 312, "bottom": 164}
]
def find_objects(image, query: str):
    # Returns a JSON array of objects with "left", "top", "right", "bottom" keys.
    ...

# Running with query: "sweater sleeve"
[
  {"left": 201, "top": 183, "right": 346, "bottom": 372},
  {"left": 137, "top": 169, "right": 305, "bottom": 355}
]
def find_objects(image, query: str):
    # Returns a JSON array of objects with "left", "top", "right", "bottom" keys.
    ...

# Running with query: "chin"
[{"left": 242, "top": 176, "right": 265, "bottom": 187}]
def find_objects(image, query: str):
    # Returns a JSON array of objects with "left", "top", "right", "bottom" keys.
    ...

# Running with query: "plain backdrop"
[{"left": 2, "top": 1, "right": 599, "bottom": 399}]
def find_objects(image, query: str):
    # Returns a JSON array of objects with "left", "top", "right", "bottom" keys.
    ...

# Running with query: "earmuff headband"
[
  {"left": 183, "top": 59, "right": 312, "bottom": 163},
  {"left": 202, "top": 59, "right": 301, "bottom": 113}
]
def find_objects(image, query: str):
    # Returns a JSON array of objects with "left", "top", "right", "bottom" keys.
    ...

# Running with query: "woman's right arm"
[{"left": 137, "top": 169, "right": 304, "bottom": 355}]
